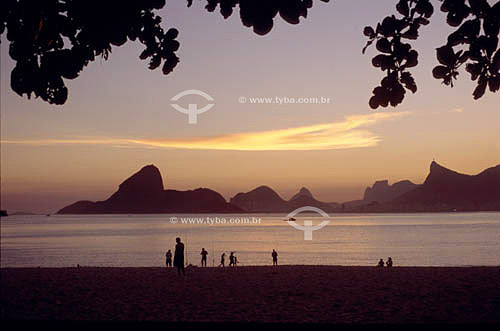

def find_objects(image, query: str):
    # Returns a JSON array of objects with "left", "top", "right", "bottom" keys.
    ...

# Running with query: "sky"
[{"left": 1, "top": 0, "right": 499, "bottom": 213}]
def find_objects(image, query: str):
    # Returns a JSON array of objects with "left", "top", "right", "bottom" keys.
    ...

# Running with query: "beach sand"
[{"left": 2, "top": 266, "right": 500, "bottom": 323}]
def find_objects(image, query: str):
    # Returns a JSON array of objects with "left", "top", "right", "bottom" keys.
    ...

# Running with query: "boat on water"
[{"left": 284, "top": 217, "right": 296, "bottom": 222}]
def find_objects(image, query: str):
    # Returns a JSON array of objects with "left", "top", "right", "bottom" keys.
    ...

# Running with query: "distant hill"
[
  {"left": 290, "top": 187, "right": 313, "bottom": 201},
  {"left": 229, "top": 186, "right": 288, "bottom": 212},
  {"left": 363, "top": 180, "right": 418, "bottom": 203},
  {"left": 389, "top": 161, "right": 500, "bottom": 211},
  {"left": 352, "top": 161, "right": 500, "bottom": 212},
  {"left": 230, "top": 186, "right": 338, "bottom": 213},
  {"left": 57, "top": 165, "right": 242, "bottom": 214}
]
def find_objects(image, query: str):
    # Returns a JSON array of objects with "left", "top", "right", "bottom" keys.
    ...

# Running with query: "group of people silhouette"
[
  {"left": 377, "top": 257, "right": 393, "bottom": 268},
  {"left": 165, "top": 237, "right": 280, "bottom": 274},
  {"left": 166, "top": 237, "right": 394, "bottom": 275},
  {"left": 218, "top": 251, "right": 239, "bottom": 267}
]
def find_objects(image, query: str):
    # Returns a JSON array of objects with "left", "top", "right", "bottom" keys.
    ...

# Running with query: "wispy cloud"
[
  {"left": 2, "top": 112, "right": 409, "bottom": 151},
  {"left": 449, "top": 108, "right": 464, "bottom": 113}
]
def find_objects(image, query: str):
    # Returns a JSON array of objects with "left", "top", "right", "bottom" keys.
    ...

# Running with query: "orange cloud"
[{"left": 3, "top": 112, "right": 409, "bottom": 151}]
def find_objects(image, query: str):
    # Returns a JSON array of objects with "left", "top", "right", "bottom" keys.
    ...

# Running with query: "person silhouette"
[
  {"left": 166, "top": 249, "right": 172, "bottom": 267},
  {"left": 219, "top": 252, "right": 226, "bottom": 267},
  {"left": 200, "top": 248, "right": 208, "bottom": 267},
  {"left": 234, "top": 254, "right": 238, "bottom": 266},
  {"left": 377, "top": 258, "right": 385, "bottom": 268},
  {"left": 174, "top": 237, "right": 185, "bottom": 276},
  {"left": 229, "top": 252, "right": 235, "bottom": 267},
  {"left": 386, "top": 257, "right": 393, "bottom": 267},
  {"left": 272, "top": 249, "right": 278, "bottom": 266}
]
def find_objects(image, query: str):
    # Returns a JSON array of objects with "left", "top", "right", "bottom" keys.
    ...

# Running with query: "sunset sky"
[{"left": 1, "top": 0, "right": 499, "bottom": 213}]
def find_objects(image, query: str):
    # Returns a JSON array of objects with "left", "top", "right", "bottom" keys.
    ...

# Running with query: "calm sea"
[{"left": 1, "top": 213, "right": 499, "bottom": 267}]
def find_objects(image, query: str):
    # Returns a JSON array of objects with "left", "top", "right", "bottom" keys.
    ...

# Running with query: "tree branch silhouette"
[
  {"left": 364, "top": 0, "right": 499, "bottom": 109},
  {"left": 1, "top": 0, "right": 180, "bottom": 105},
  {"left": 1, "top": 0, "right": 498, "bottom": 108},
  {"left": 188, "top": 0, "right": 330, "bottom": 36}
]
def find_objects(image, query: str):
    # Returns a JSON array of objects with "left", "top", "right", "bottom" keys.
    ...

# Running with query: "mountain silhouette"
[
  {"left": 57, "top": 161, "right": 500, "bottom": 214},
  {"left": 288, "top": 187, "right": 339, "bottom": 212},
  {"left": 390, "top": 161, "right": 500, "bottom": 211},
  {"left": 229, "top": 186, "right": 288, "bottom": 212},
  {"left": 57, "top": 165, "right": 242, "bottom": 214},
  {"left": 230, "top": 186, "right": 337, "bottom": 212},
  {"left": 363, "top": 180, "right": 417, "bottom": 203},
  {"left": 290, "top": 187, "right": 314, "bottom": 201}
]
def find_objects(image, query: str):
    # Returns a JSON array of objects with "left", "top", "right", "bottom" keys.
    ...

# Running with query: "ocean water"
[{"left": 1, "top": 212, "right": 499, "bottom": 267}]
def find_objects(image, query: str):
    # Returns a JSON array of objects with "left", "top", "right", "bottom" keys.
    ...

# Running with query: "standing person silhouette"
[
  {"left": 166, "top": 249, "right": 172, "bottom": 267},
  {"left": 377, "top": 258, "right": 385, "bottom": 268},
  {"left": 174, "top": 237, "right": 185, "bottom": 276},
  {"left": 219, "top": 252, "right": 226, "bottom": 267},
  {"left": 272, "top": 249, "right": 278, "bottom": 266},
  {"left": 229, "top": 252, "right": 235, "bottom": 267},
  {"left": 200, "top": 248, "right": 208, "bottom": 267},
  {"left": 386, "top": 257, "right": 393, "bottom": 267}
]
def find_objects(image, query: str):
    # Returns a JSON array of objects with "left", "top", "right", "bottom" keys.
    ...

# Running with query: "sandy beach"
[{"left": 1, "top": 266, "right": 500, "bottom": 323}]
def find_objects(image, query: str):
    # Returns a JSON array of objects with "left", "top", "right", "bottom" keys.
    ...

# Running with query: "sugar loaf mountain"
[
  {"left": 57, "top": 165, "right": 241, "bottom": 214},
  {"left": 57, "top": 162, "right": 500, "bottom": 214}
]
